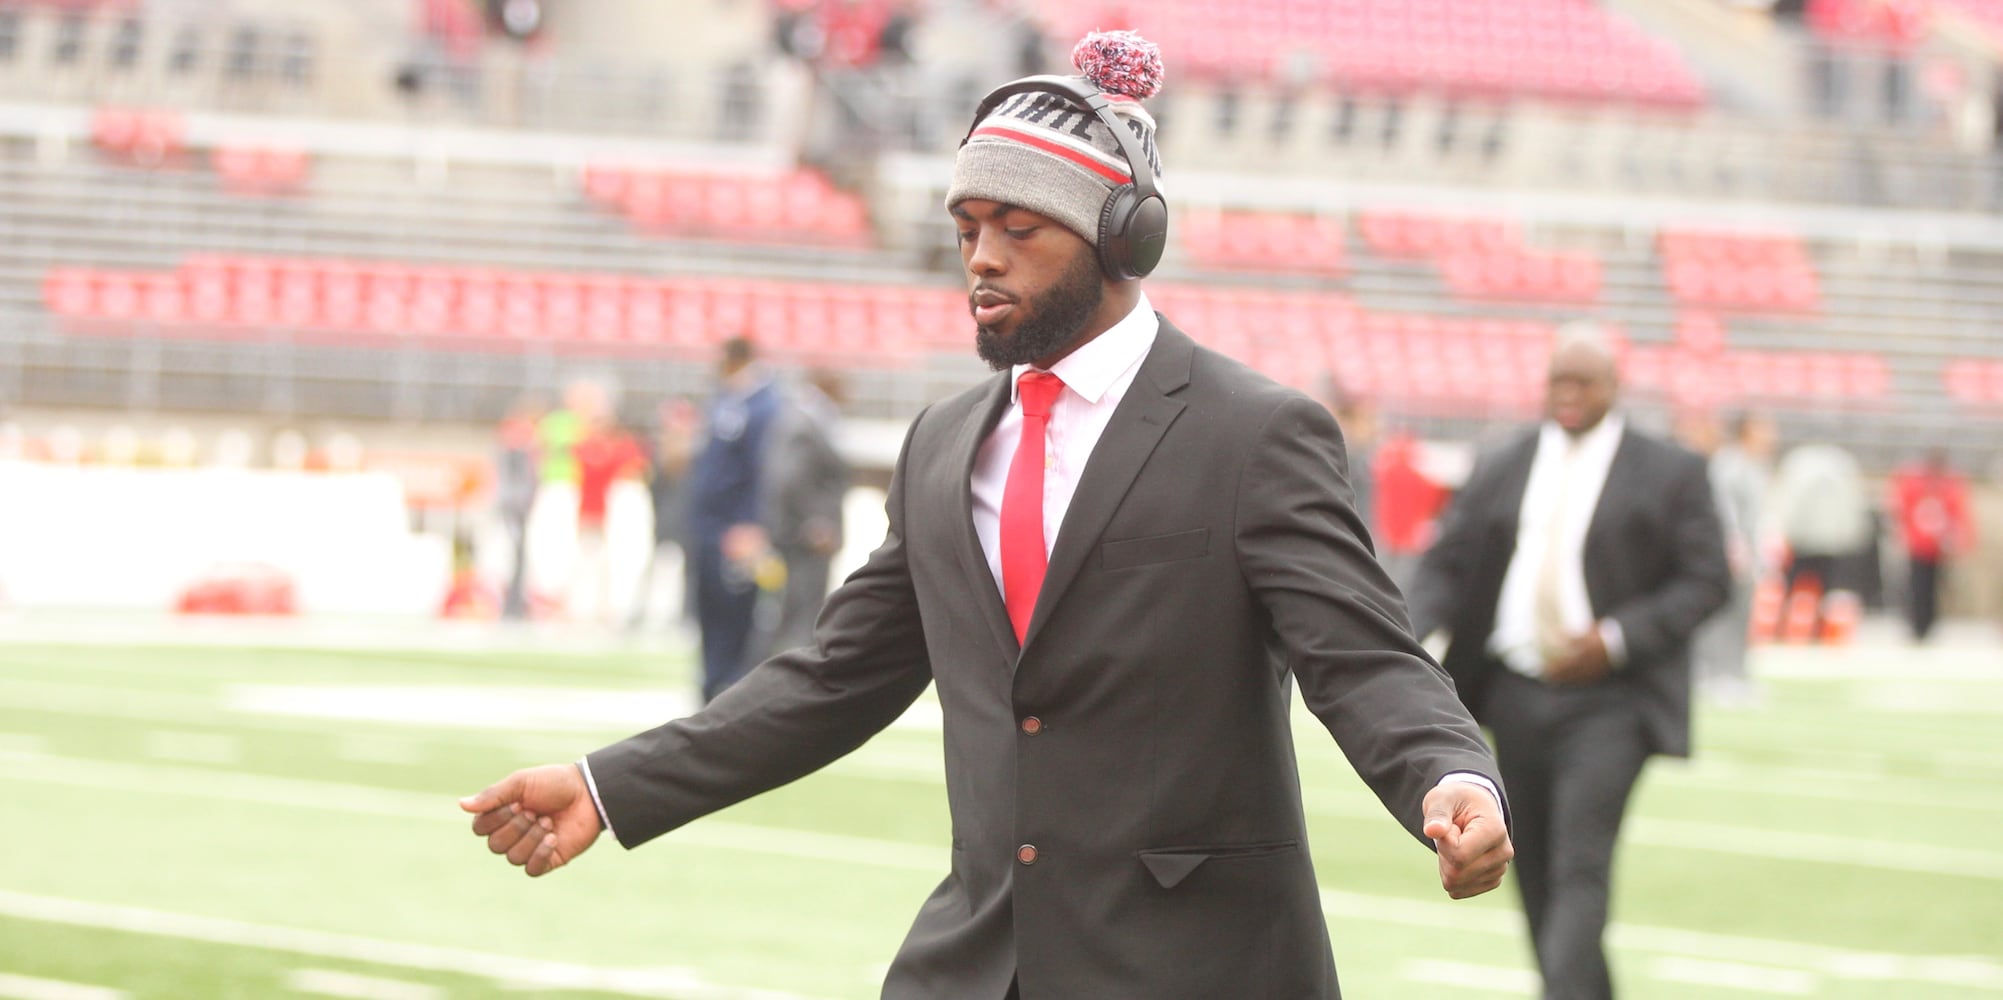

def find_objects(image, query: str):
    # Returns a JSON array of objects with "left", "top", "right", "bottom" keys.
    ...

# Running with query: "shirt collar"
[{"left": 1011, "top": 291, "right": 1158, "bottom": 405}]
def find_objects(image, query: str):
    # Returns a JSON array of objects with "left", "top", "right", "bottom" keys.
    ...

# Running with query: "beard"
[{"left": 974, "top": 249, "right": 1105, "bottom": 371}]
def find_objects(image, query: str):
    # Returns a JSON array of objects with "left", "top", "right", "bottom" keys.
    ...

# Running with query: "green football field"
[{"left": 1, "top": 622, "right": 1999, "bottom": 999}]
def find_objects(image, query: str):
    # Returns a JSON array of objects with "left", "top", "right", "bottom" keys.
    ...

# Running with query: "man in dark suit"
[
  {"left": 461, "top": 31, "right": 1512, "bottom": 999},
  {"left": 1406, "top": 326, "right": 1730, "bottom": 1000}
]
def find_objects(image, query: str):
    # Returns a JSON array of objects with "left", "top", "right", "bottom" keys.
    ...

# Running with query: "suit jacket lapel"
[
  {"left": 1491, "top": 434, "right": 1538, "bottom": 554},
  {"left": 1581, "top": 428, "right": 1639, "bottom": 613},
  {"left": 1022, "top": 319, "right": 1193, "bottom": 652},
  {"left": 949, "top": 372, "right": 1019, "bottom": 656}
]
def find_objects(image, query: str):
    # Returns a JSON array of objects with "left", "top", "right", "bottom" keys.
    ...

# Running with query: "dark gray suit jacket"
[
  {"left": 1405, "top": 424, "right": 1730, "bottom": 758},
  {"left": 587, "top": 319, "right": 1500, "bottom": 999}
]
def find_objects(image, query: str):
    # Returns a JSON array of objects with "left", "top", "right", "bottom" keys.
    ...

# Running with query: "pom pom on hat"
[{"left": 1071, "top": 30, "right": 1163, "bottom": 100}]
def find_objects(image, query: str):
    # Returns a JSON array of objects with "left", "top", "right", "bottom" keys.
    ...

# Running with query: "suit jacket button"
[
  {"left": 1017, "top": 844, "right": 1038, "bottom": 865},
  {"left": 1020, "top": 716, "right": 1042, "bottom": 735}
]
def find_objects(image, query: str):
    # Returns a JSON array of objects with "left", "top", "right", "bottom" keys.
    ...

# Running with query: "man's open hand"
[
  {"left": 459, "top": 764, "right": 603, "bottom": 877},
  {"left": 1422, "top": 782, "right": 1513, "bottom": 899}
]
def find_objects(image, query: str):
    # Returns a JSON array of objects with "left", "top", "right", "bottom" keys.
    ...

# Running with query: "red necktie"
[{"left": 1002, "top": 371, "right": 1065, "bottom": 645}]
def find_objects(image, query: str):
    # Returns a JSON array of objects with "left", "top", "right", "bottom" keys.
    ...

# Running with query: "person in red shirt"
[
  {"left": 1372, "top": 431, "right": 1447, "bottom": 593},
  {"left": 1890, "top": 449, "right": 1975, "bottom": 642},
  {"left": 571, "top": 416, "right": 649, "bottom": 625}
]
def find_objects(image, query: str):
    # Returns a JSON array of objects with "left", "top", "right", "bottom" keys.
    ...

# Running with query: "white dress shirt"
[{"left": 1488, "top": 414, "right": 1629, "bottom": 676}]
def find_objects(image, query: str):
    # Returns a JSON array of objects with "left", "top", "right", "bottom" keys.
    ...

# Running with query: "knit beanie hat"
[{"left": 947, "top": 30, "right": 1166, "bottom": 247}]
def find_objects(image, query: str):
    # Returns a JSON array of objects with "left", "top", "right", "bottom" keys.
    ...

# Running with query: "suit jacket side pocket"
[{"left": 1101, "top": 528, "right": 1210, "bottom": 571}]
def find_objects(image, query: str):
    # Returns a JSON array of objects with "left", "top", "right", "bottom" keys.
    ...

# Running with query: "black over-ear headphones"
[{"left": 961, "top": 74, "right": 1169, "bottom": 281}]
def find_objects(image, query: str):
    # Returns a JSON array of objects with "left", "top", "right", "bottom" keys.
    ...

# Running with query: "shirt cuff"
[
  {"left": 1436, "top": 771, "right": 1501, "bottom": 812},
  {"left": 576, "top": 757, "right": 614, "bottom": 838},
  {"left": 1597, "top": 618, "right": 1627, "bottom": 667}
]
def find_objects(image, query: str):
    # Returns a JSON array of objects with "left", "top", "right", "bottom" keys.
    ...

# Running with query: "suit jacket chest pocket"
[{"left": 1100, "top": 528, "right": 1210, "bottom": 571}]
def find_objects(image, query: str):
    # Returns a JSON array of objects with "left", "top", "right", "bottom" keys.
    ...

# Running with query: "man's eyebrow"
[{"left": 949, "top": 203, "right": 1027, "bottom": 223}]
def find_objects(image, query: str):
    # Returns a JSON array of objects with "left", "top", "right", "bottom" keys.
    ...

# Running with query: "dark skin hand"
[
  {"left": 1543, "top": 628, "right": 1612, "bottom": 685},
  {"left": 1422, "top": 782, "right": 1515, "bottom": 899},
  {"left": 460, "top": 763, "right": 603, "bottom": 877}
]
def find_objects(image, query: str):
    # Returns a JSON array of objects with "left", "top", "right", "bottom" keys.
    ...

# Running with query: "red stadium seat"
[
  {"left": 1660, "top": 228, "right": 1819, "bottom": 313},
  {"left": 1841, "top": 354, "right": 1889, "bottom": 400},
  {"left": 90, "top": 107, "right": 187, "bottom": 167},
  {"left": 582, "top": 165, "right": 629, "bottom": 205},
  {"left": 588, "top": 165, "right": 874, "bottom": 248},
  {"left": 619, "top": 281, "right": 665, "bottom": 345},
  {"left": 454, "top": 271, "right": 502, "bottom": 339},
  {"left": 1943, "top": 359, "right": 1984, "bottom": 403},
  {"left": 44, "top": 268, "right": 98, "bottom": 317}
]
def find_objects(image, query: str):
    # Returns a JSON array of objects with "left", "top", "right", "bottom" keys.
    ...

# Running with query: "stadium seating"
[
  {"left": 1622, "top": 342, "right": 1889, "bottom": 409},
  {"left": 42, "top": 250, "right": 1911, "bottom": 423},
  {"left": 8, "top": 124, "right": 1988, "bottom": 463},
  {"left": 1659, "top": 228, "right": 1820, "bottom": 312},
  {"left": 1359, "top": 211, "right": 1519, "bottom": 259},
  {"left": 1177, "top": 210, "right": 1345, "bottom": 275},
  {"left": 1936, "top": 0, "right": 2003, "bottom": 42},
  {"left": 581, "top": 165, "right": 874, "bottom": 249},
  {"left": 211, "top": 144, "right": 311, "bottom": 196},
  {"left": 89, "top": 106, "right": 185, "bottom": 167},
  {"left": 1358, "top": 210, "right": 1602, "bottom": 303},
  {"left": 1438, "top": 248, "right": 1602, "bottom": 303},
  {"left": 43, "top": 256, "right": 961, "bottom": 366},
  {"left": 1944, "top": 358, "right": 2003, "bottom": 407},
  {"left": 1806, "top": 0, "right": 1934, "bottom": 43},
  {"left": 1035, "top": 0, "right": 1705, "bottom": 107}
]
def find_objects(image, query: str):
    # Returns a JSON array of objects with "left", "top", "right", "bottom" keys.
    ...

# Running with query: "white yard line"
[
  {"left": 0, "top": 892, "right": 829, "bottom": 1000},
  {"left": 1753, "top": 656, "right": 2003, "bottom": 681},
  {"left": 141, "top": 730, "right": 241, "bottom": 765},
  {"left": 0, "top": 974, "right": 125, "bottom": 1000},
  {"left": 1646, "top": 958, "right": 1819, "bottom": 995},
  {"left": 1652, "top": 757, "right": 2003, "bottom": 814},
  {"left": 3, "top": 751, "right": 2000, "bottom": 992},
  {"left": 285, "top": 969, "right": 443, "bottom": 1000},
  {"left": 1629, "top": 818, "right": 2003, "bottom": 879},
  {"left": 331, "top": 734, "right": 425, "bottom": 766},
  {"left": 1851, "top": 681, "right": 2003, "bottom": 716},
  {"left": 1398, "top": 959, "right": 1538, "bottom": 995},
  {"left": 0, "top": 616, "right": 685, "bottom": 655},
  {"left": 223, "top": 685, "right": 696, "bottom": 733},
  {"left": 1317, "top": 890, "right": 2003, "bottom": 993}
]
